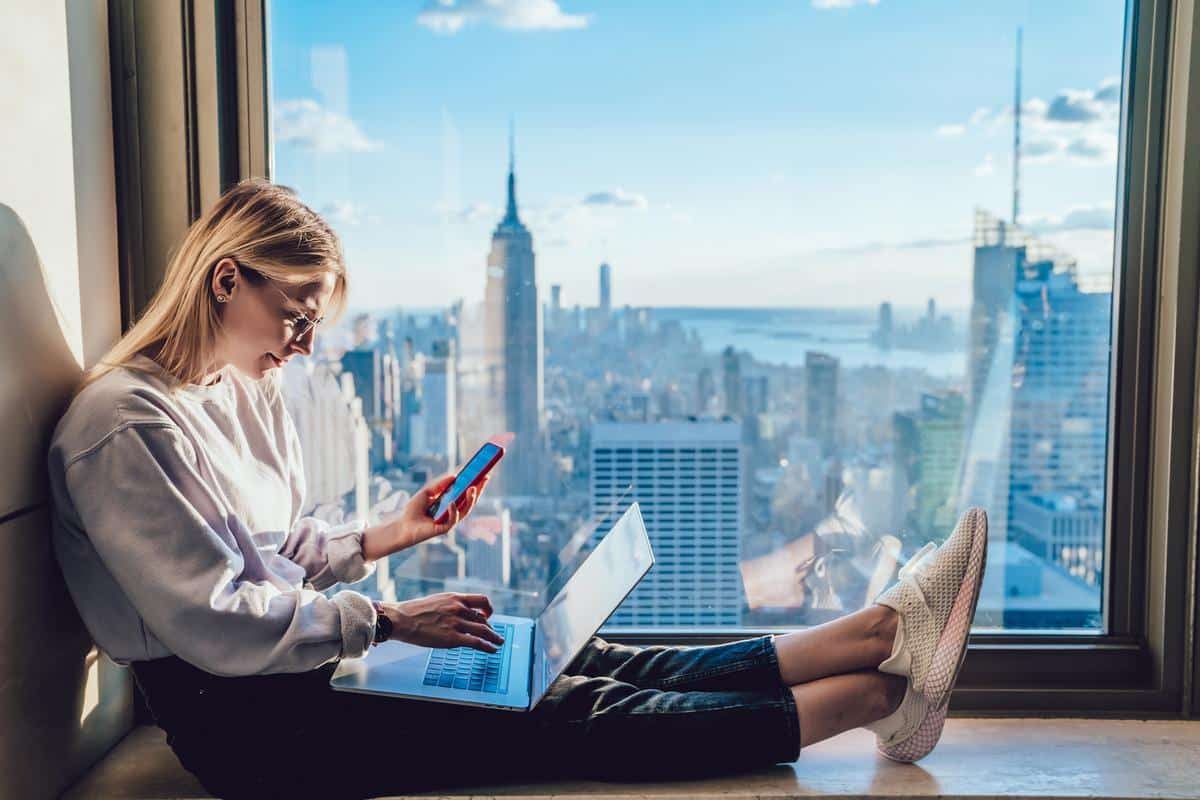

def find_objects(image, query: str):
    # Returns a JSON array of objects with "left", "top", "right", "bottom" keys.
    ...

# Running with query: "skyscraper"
[
  {"left": 722, "top": 346, "right": 742, "bottom": 417},
  {"left": 340, "top": 346, "right": 399, "bottom": 471},
  {"left": 696, "top": 367, "right": 717, "bottom": 415},
  {"left": 877, "top": 302, "right": 894, "bottom": 349},
  {"left": 590, "top": 420, "right": 744, "bottom": 626},
  {"left": 549, "top": 284, "right": 562, "bottom": 332},
  {"left": 598, "top": 262, "right": 612, "bottom": 316},
  {"left": 483, "top": 129, "right": 545, "bottom": 494},
  {"left": 960, "top": 210, "right": 1110, "bottom": 595},
  {"left": 893, "top": 391, "right": 966, "bottom": 545},
  {"left": 805, "top": 351, "right": 839, "bottom": 456},
  {"left": 421, "top": 338, "right": 457, "bottom": 464}
]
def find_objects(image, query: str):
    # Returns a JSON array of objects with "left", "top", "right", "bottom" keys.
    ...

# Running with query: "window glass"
[{"left": 268, "top": 1, "right": 1124, "bottom": 632}]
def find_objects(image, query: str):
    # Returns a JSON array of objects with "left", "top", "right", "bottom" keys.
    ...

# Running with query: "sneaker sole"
[
  {"left": 878, "top": 704, "right": 947, "bottom": 763},
  {"left": 925, "top": 507, "right": 988, "bottom": 711}
]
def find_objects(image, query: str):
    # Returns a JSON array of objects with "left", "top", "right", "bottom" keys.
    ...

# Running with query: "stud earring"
[{"left": 216, "top": 295, "right": 228, "bottom": 303}]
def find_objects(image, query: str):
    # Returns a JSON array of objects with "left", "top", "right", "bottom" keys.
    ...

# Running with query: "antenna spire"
[{"left": 1012, "top": 27, "right": 1023, "bottom": 226}]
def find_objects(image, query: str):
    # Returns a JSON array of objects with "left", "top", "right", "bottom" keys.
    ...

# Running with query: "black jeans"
[{"left": 130, "top": 635, "right": 801, "bottom": 799}]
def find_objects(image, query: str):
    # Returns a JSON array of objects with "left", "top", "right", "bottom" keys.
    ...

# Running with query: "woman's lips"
[{"left": 267, "top": 353, "right": 283, "bottom": 367}]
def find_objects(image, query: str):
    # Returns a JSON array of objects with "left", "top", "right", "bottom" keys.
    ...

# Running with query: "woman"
[{"left": 48, "top": 180, "right": 987, "bottom": 799}]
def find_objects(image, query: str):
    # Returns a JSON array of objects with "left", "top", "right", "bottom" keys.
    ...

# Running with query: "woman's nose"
[{"left": 288, "top": 329, "right": 315, "bottom": 357}]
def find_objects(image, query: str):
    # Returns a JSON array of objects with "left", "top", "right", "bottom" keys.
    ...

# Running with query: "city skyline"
[
  {"left": 269, "top": 0, "right": 1124, "bottom": 311},
  {"left": 270, "top": 1, "right": 1117, "bottom": 632}
]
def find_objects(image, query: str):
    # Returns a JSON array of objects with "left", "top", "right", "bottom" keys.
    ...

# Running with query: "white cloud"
[
  {"left": 1094, "top": 76, "right": 1121, "bottom": 103},
  {"left": 960, "top": 78, "right": 1121, "bottom": 166},
  {"left": 1045, "top": 89, "right": 1110, "bottom": 124},
  {"left": 1022, "top": 137, "right": 1062, "bottom": 161},
  {"left": 582, "top": 188, "right": 649, "bottom": 209},
  {"left": 973, "top": 154, "right": 995, "bottom": 177},
  {"left": 968, "top": 106, "right": 993, "bottom": 126},
  {"left": 321, "top": 201, "right": 367, "bottom": 226},
  {"left": 811, "top": 0, "right": 880, "bottom": 8},
  {"left": 274, "top": 99, "right": 382, "bottom": 153},
  {"left": 937, "top": 124, "right": 966, "bottom": 137},
  {"left": 1025, "top": 205, "right": 1114, "bottom": 233},
  {"left": 1065, "top": 133, "right": 1118, "bottom": 164},
  {"left": 417, "top": 0, "right": 590, "bottom": 34}
]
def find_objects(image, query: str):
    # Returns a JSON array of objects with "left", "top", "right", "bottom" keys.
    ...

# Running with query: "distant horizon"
[{"left": 342, "top": 301, "right": 975, "bottom": 320}]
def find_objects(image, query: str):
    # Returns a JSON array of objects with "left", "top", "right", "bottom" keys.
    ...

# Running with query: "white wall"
[{"left": 0, "top": 1, "right": 128, "bottom": 797}]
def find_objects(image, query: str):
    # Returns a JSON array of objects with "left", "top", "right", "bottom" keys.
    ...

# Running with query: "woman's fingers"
[
  {"left": 458, "top": 633, "right": 500, "bottom": 653},
  {"left": 419, "top": 472, "right": 457, "bottom": 507},
  {"left": 459, "top": 594, "right": 494, "bottom": 617},
  {"left": 460, "top": 620, "right": 505, "bottom": 646}
]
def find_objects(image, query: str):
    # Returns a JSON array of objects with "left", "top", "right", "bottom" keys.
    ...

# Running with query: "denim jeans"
[{"left": 131, "top": 635, "right": 801, "bottom": 800}]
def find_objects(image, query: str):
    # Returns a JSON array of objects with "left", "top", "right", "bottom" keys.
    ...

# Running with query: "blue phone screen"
[{"left": 431, "top": 444, "right": 500, "bottom": 520}]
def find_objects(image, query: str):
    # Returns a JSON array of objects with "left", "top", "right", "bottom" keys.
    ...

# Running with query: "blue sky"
[{"left": 268, "top": 0, "right": 1127, "bottom": 312}]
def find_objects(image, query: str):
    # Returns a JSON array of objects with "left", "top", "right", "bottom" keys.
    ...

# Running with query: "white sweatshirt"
[{"left": 47, "top": 354, "right": 377, "bottom": 677}]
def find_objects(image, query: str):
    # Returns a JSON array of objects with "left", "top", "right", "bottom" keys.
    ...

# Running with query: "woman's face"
[{"left": 210, "top": 258, "right": 336, "bottom": 380}]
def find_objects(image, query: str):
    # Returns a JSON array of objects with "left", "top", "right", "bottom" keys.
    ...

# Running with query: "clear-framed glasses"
[
  {"left": 268, "top": 282, "right": 324, "bottom": 341},
  {"left": 232, "top": 259, "right": 326, "bottom": 341}
]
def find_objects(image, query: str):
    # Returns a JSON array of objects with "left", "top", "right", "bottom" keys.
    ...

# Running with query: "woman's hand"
[
  {"left": 381, "top": 593, "right": 503, "bottom": 653},
  {"left": 361, "top": 472, "right": 490, "bottom": 561}
]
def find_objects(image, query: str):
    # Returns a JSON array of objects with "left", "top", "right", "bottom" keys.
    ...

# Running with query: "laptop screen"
[{"left": 536, "top": 504, "right": 654, "bottom": 682}]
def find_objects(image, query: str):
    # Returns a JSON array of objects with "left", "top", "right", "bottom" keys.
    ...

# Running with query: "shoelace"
[{"left": 897, "top": 541, "right": 938, "bottom": 614}]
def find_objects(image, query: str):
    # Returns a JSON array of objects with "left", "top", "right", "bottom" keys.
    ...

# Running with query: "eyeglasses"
[
  {"left": 231, "top": 260, "right": 326, "bottom": 341},
  {"left": 267, "top": 282, "right": 325, "bottom": 341}
]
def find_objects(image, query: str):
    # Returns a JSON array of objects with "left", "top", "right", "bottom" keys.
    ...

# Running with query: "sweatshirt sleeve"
[
  {"left": 278, "top": 516, "right": 375, "bottom": 591},
  {"left": 63, "top": 421, "right": 376, "bottom": 676}
]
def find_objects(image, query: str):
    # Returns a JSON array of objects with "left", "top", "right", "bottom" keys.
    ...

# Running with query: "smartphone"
[{"left": 427, "top": 442, "right": 505, "bottom": 524}]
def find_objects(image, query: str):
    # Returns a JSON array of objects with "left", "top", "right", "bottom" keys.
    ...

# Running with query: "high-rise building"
[
  {"left": 742, "top": 375, "right": 768, "bottom": 416},
  {"left": 420, "top": 338, "right": 457, "bottom": 463},
  {"left": 722, "top": 346, "right": 742, "bottom": 417},
  {"left": 805, "top": 351, "right": 839, "bottom": 456},
  {"left": 598, "top": 262, "right": 612, "bottom": 316},
  {"left": 696, "top": 367, "right": 717, "bottom": 415},
  {"left": 960, "top": 211, "right": 1110, "bottom": 592},
  {"left": 483, "top": 130, "right": 545, "bottom": 494},
  {"left": 590, "top": 420, "right": 743, "bottom": 627},
  {"left": 1010, "top": 493, "right": 1104, "bottom": 586},
  {"left": 549, "top": 284, "right": 562, "bottom": 331},
  {"left": 280, "top": 360, "right": 370, "bottom": 518},
  {"left": 893, "top": 391, "right": 965, "bottom": 545},
  {"left": 877, "top": 302, "right": 894, "bottom": 349},
  {"left": 397, "top": 337, "right": 423, "bottom": 458},
  {"left": 340, "top": 345, "right": 400, "bottom": 470}
]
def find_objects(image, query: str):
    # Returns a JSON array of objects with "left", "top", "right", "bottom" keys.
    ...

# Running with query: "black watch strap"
[{"left": 371, "top": 601, "right": 393, "bottom": 645}]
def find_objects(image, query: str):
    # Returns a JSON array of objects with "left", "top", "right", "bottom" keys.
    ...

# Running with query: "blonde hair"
[{"left": 83, "top": 179, "right": 349, "bottom": 391}]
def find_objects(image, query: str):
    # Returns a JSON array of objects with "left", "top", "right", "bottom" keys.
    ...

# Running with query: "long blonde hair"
[{"left": 83, "top": 179, "right": 349, "bottom": 391}]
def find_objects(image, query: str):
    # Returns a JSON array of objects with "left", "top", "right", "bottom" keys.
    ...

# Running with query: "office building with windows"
[{"left": 590, "top": 421, "right": 743, "bottom": 627}]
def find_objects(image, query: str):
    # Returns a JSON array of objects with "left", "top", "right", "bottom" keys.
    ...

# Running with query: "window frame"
[{"left": 117, "top": 0, "right": 1200, "bottom": 716}]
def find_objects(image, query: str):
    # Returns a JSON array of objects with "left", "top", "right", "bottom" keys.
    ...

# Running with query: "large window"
[{"left": 266, "top": 1, "right": 1127, "bottom": 634}]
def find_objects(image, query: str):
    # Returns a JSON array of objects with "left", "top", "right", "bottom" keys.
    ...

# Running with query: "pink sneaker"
[{"left": 873, "top": 508, "right": 988, "bottom": 761}]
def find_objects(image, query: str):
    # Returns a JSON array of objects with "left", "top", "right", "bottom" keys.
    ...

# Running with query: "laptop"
[{"left": 329, "top": 502, "right": 654, "bottom": 711}]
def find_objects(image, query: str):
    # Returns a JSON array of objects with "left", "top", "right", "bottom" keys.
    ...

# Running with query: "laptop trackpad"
[{"left": 331, "top": 640, "right": 429, "bottom": 690}]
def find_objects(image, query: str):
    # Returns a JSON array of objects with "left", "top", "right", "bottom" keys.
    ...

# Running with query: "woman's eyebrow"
[{"left": 284, "top": 299, "right": 321, "bottom": 320}]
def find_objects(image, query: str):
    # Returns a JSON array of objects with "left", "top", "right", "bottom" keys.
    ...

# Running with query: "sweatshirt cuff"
[
  {"left": 324, "top": 519, "right": 375, "bottom": 586},
  {"left": 332, "top": 590, "right": 376, "bottom": 659}
]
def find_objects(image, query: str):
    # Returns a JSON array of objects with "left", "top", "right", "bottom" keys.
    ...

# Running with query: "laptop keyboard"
[{"left": 421, "top": 622, "right": 513, "bottom": 694}]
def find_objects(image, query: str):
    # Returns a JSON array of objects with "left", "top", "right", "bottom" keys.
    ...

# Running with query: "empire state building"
[{"left": 483, "top": 133, "right": 545, "bottom": 494}]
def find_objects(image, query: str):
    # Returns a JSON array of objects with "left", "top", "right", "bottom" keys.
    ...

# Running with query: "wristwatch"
[{"left": 371, "top": 601, "right": 393, "bottom": 646}]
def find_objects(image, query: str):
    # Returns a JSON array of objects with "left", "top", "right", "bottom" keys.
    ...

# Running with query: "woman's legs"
[
  {"left": 563, "top": 607, "right": 906, "bottom": 753},
  {"left": 774, "top": 603, "right": 899, "bottom": 685},
  {"left": 790, "top": 668, "right": 906, "bottom": 748}
]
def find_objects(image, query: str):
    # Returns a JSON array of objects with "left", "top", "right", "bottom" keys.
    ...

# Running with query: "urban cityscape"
[
  {"left": 278, "top": 133, "right": 1111, "bottom": 633},
  {"left": 270, "top": 4, "right": 1119, "bottom": 633}
]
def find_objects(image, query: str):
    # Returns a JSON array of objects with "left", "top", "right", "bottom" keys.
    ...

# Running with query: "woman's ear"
[{"left": 211, "top": 258, "right": 238, "bottom": 300}]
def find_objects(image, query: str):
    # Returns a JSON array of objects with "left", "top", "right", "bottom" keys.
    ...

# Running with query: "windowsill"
[{"left": 65, "top": 718, "right": 1200, "bottom": 799}]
